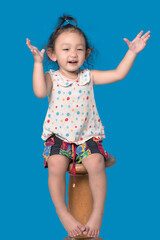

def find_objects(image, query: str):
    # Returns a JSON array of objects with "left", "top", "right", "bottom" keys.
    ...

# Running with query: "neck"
[{"left": 58, "top": 69, "right": 79, "bottom": 80}]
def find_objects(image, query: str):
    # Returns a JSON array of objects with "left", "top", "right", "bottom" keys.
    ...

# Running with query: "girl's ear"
[
  {"left": 47, "top": 48, "right": 57, "bottom": 62},
  {"left": 85, "top": 48, "right": 91, "bottom": 60}
]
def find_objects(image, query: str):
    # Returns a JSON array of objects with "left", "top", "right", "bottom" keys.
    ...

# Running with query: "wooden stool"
[{"left": 63, "top": 154, "right": 116, "bottom": 240}]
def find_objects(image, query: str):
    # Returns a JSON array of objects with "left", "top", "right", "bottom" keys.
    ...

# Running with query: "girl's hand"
[
  {"left": 26, "top": 38, "right": 45, "bottom": 63},
  {"left": 123, "top": 30, "right": 151, "bottom": 54}
]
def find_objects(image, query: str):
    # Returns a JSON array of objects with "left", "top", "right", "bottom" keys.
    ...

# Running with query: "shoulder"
[
  {"left": 44, "top": 71, "right": 52, "bottom": 85},
  {"left": 90, "top": 70, "right": 99, "bottom": 85},
  {"left": 44, "top": 70, "right": 54, "bottom": 95},
  {"left": 79, "top": 68, "right": 92, "bottom": 80},
  {"left": 46, "top": 69, "right": 57, "bottom": 79},
  {"left": 79, "top": 69, "right": 93, "bottom": 85},
  {"left": 45, "top": 69, "right": 59, "bottom": 83},
  {"left": 90, "top": 70, "right": 98, "bottom": 78},
  {"left": 79, "top": 68, "right": 90, "bottom": 74},
  {"left": 44, "top": 72, "right": 51, "bottom": 80}
]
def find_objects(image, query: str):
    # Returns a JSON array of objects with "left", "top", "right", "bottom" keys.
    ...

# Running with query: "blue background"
[{"left": 1, "top": 0, "right": 159, "bottom": 239}]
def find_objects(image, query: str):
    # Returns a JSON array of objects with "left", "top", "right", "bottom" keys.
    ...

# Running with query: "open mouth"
[{"left": 68, "top": 61, "right": 78, "bottom": 65}]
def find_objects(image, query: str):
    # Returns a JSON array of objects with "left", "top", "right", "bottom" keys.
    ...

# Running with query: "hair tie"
[{"left": 65, "top": 18, "right": 70, "bottom": 24}]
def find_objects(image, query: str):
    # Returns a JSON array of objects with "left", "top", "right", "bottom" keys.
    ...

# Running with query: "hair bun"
[{"left": 56, "top": 14, "right": 77, "bottom": 30}]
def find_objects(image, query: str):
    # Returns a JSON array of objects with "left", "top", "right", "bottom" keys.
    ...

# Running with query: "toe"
[
  {"left": 83, "top": 226, "right": 89, "bottom": 235},
  {"left": 92, "top": 231, "right": 96, "bottom": 237},
  {"left": 91, "top": 230, "right": 95, "bottom": 237},
  {"left": 76, "top": 229, "right": 81, "bottom": 236},
  {"left": 79, "top": 225, "right": 85, "bottom": 232},
  {"left": 88, "top": 229, "right": 92, "bottom": 237},
  {"left": 73, "top": 230, "right": 79, "bottom": 237},
  {"left": 69, "top": 231, "right": 73, "bottom": 237},
  {"left": 85, "top": 226, "right": 89, "bottom": 235},
  {"left": 90, "top": 230, "right": 93, "bottom": 237},
  {"left": 77, "top": 228, "right": 81, "bottom": 235},
  {"left": 73, "top": 230, "right": 78, "bottom": 237}
]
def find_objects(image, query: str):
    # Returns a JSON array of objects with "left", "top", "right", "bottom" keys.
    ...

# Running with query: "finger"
[
  {"left": 141, "top": 31, "right": 151, "bottom": 40},
  {"left": 41, "top": 49, "right": 45, "bottom": 55},
  {"left": 26, "top": 38, "right": 32, "bottom": 49},
  {"left": 26, "top": 38, "right": 35, "bottom": 52},
  {"left": 143, "top": 34, "right": 151, "bottom": 43},
  {"left": 136, "top": 30, "right": 144, "bottom": 38},
  {"left": 26, "top": 38, "right": 39, "bottom": 54},
  {"left": 123, "top": 38, "right": 130, "bottom": 45},
  {"left": 31, "top": 48, "right": 39, "bottom": 55},
  {"left": 26, "top": 39, "right": 39, "bottom": 54}
]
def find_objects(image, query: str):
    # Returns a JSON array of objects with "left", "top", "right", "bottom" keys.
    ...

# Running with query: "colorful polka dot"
[{"left": 42, "top": 69, "right": 105, "bottom": 142}]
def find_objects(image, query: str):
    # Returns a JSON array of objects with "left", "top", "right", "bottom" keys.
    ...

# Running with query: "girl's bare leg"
[
  {"left": 47, "top": 154, "right": 85, "bottom": 237},
  {"left": 82, "top": 153, "right": 107, "bottom": 238}
]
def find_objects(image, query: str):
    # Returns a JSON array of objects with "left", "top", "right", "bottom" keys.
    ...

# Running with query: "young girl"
[{"left": 26, "top": 15, "right": 150, "bottom": 238}]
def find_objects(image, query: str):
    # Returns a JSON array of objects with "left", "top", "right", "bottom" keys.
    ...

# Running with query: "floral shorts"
[{"left": 43, "top": 133, "right": 108, "bottom": 168}]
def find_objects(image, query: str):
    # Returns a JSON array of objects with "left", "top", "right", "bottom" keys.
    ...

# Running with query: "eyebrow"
[{"left": 61, "top": 43, "right": 84, "bottom": 46}]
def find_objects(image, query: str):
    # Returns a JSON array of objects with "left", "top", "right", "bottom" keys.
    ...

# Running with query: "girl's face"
[{"left": 49, "top": 31, "right": 90, "bottom": 76}]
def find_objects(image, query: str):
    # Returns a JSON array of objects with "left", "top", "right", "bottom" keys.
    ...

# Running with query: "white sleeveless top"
[{"left": 41, "top": 69, "right": 106, "bottom": 144}]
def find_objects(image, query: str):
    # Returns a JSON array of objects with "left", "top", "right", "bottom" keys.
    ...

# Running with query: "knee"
[
  {"left": 85, "top": 154, "right": 105, "bottom": 173},
  {"left": 48, "top": 155, "right": 68, "bottom": 176}
]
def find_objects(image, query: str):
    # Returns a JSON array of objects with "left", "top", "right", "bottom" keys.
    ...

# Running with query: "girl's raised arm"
[
  {"left": 91, "top": 30, "right": 150, "bottom": 85},
  {"left": 26, "top": 38, "right": 52, "bottom": 98}
]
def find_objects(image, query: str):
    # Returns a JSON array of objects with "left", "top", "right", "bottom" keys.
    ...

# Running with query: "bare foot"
[
  {"left": 83, "top": 210, "right": 103, "bottom": 238},
  {"left": 57, "top": 209, "right": 86, "bottom": 237}
]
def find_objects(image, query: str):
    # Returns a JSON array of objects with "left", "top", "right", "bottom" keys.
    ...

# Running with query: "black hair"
[{"left": 43, "top": 14, "right": 95, "bottom": 71}]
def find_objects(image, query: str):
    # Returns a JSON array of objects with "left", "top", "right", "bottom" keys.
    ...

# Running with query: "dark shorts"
[{"left": 42, "top": 133, "right": 108, "bottom": 168}]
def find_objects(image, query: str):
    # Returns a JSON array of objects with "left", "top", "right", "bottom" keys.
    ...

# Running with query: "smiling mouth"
[{"left": 68, "top": 61, "right": 78, "bottom": 64}]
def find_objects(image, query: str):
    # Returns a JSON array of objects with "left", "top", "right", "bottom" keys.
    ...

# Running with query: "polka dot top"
[{"left": 41, "top": 69, "right": 106, "bottom": 144}]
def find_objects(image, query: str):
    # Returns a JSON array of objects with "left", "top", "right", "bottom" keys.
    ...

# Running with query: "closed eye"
[
  {"left": 77, "top": 49, "right": 83, "bottom": 51},
  {"left": 63, "top": 49, "right": 69, "bottom": 51}
]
